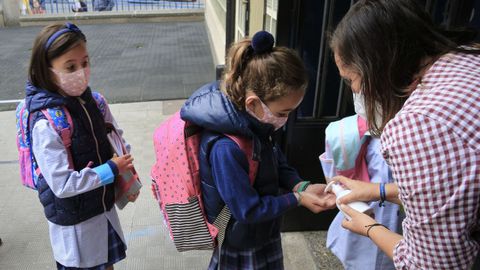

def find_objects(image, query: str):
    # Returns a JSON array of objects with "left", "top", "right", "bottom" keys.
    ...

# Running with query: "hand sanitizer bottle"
[{"left": 325, "top": 181, "right": 372, "bottom": 220}]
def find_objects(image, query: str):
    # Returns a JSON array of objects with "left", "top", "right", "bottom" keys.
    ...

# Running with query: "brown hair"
[
  {"left": 28, "top": 23, "right": 87, "bottom": 93},
  {"left": 330, "top": 0, "right": 480, "bottom": 136},
  {"left": 222, "top": 38, "right": 308, "bottom": 109}
]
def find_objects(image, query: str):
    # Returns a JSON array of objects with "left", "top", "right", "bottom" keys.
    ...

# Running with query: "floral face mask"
[
  {"left": 51, "top": 67, "right": 90, "bottom": 97},
  {"left": 246, "top": 97, "right": 288, "bottom": 130}
]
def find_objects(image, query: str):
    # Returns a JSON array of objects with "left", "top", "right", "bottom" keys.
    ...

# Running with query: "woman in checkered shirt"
[{"left": 327, "top": 0, "right": 480, "bottom": 269}]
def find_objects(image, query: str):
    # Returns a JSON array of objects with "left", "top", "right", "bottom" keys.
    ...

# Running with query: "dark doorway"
[{"left": 277, "top": 0, "right": 354, "bottom": 231}]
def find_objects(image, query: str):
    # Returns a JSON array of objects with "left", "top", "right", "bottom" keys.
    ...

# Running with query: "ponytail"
[{"left": 222, "top": 31, "right": 308, "bottom": 109}]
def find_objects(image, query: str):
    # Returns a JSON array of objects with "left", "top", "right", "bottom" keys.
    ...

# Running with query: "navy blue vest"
[
  {"left": 199, "top": 130, "right": 283, "bottom": 249},
  {"left": 182, "top": 82, "right": 284, "bottom": 249},
  {"left": 32, "top": 91, "right": 115, "bottom": 226}
]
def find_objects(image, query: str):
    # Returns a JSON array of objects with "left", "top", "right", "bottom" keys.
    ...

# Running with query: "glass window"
[
  {"left": 295, "top": 0, "right": 352, "bottom": 119},
  {"left": 236, "top": 0, "right": 248, "bottom": 40},
  {"left": 265, "top": 0, "right": 278, "bottom": 39}
]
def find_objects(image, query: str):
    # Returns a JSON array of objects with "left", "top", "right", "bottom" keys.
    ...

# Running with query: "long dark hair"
[
  {"left": 28, "top": 23, "right": 87, "bottom": 93},
  {"left": 222, "top": 39, "right": 308, "bottom": 109},
  {"left": 330, "top": 0, "right": 479, "bottom": 136}
]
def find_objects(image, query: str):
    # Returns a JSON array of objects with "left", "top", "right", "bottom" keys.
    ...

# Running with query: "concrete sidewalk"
[{"left": 0, "top": 100, "right": 342, "bottom": 269}]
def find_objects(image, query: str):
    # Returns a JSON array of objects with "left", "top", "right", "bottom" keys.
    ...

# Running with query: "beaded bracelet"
[
  {"left": 379, "top": 183, "right": 386, "bottom": 207},
  {"left": 365, "top": 223, "right": 388, "bottom": 238}
]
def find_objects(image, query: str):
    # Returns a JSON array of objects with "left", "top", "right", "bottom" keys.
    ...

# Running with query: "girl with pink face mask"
[
  {"left": 25, "top": 23, "right": 138, "bottom": 270},
  {"left": 180, "top": 31, "right": 336, "bottom": 270}
]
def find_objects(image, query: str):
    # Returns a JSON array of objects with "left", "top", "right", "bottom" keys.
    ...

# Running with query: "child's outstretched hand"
[
  {"left": 298, "top": 185, "right": 336, "bottom": 213},
  {"left": 111, "top": 154, "right": 134, "bottom": 174}
]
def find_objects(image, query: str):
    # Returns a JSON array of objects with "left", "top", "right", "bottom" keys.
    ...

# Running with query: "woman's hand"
[
  {"left": 111, "top": 154, "right": 134, "bottom": 174},
  {"left": 330, "top": 175, "right": 379, "bottom": 204},
  {"left": 340, "top": 203, "right": 377, "bottom": 237},
  {"left": 331, "top": 176, "right": 402, "bottom": 205},
  {"left": 340, "top": 203, "right": 401, "bottom": 259}
]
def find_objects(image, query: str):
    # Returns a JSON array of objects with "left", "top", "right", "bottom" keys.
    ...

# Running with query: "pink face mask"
[
  {"left": 51, "top": 67, "right": 90, "bottom": 96},
  {"left": 246, "top": 97, "right": 288, "bottom": 130}
]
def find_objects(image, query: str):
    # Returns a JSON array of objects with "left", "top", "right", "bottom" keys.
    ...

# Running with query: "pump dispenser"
[{"left": 325, "top": 181, "right": 372, "bottom": 220}]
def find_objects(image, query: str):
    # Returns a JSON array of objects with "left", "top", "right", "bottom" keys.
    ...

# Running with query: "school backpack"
[
  {"left": 319, "top": 114, "right": 371, "bottom": 182},
  {"left": 15, "top": 92, "right": 107, "bottom": 190},
  {"left": 150, "top": 111, "right": 258, "bottom": 252}
]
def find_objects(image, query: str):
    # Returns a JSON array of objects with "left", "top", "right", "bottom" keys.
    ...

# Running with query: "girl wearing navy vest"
[
  {"left": 180, "top": 31, "right": 336, "bottom": 270},
  {"left": 26, "top": 23, "right": 137, "bottom": 270}
]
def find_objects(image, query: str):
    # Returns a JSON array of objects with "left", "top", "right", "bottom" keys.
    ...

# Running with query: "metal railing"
[{"left": 20, "top": 0, "right": 203, "bottom": 15}]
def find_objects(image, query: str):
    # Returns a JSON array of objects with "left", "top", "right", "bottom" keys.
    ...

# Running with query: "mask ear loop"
[{"left": 245, "top": 95, "right": 265, "bottom": 119}]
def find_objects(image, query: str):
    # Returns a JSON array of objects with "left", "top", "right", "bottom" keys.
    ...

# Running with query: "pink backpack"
[
  {"left": 151, "top": 111, "right": 258, "bottom": 252},
  {"left": 15, "top": 92, "right": 107, "bottom": 190}
]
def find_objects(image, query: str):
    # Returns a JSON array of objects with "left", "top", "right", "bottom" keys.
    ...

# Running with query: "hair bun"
[{"left": 251, "top": 31, "right": 274, "bottom": 54}]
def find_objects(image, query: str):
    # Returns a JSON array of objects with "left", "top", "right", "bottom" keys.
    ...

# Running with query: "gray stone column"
[{"left": 1, "top": 0, "right": 20, "bottom": 26}]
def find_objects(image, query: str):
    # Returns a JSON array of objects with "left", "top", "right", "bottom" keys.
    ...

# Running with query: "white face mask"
[
  {"left": 51, "top": 67, "right": 90, "bottom": 96},
  {"left": 352, "top": 92, "right": 367, "bottom": 120},
  {"left": 352, "top": 92, "right": 383, "bottom": 128},
  {"left": 246, "top": 98, "right": 288, "bottom": 130}
]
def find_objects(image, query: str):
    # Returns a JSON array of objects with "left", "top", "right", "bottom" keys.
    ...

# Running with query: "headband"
[{"left": 45, "top": 22, "right": 83, "bottom": 50}]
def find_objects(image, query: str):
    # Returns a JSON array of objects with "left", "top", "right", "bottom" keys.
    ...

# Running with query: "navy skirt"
[
  {"left": 208, "top": 236, "right": 284, "bottom": 270},
  {"left": 56, "top": 222, "right": 126, "bottom": 270}
]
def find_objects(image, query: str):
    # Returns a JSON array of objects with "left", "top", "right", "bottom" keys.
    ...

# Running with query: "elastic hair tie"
[
  {"left": 251, "top": 31, "right": 274, "bottom": 54},
  {"left": 45, "top": 22, "right": 83, "bottom": 50},
  {"left": 365, "top": 223, "right": 388, "bottom": 238}
]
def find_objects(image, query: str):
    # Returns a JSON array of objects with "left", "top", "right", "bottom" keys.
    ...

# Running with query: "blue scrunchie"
[{"left": 251, "top": 31, "right": 274, "bottom": 54}]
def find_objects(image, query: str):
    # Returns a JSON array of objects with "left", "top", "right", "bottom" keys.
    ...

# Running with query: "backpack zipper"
[{"left": 78, "top": 97, "right": 107, "bottom": 212}]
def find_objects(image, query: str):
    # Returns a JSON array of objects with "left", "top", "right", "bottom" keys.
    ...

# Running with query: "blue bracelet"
[{"left": 379, "top": 183, "right": 386, "bottom": 207}]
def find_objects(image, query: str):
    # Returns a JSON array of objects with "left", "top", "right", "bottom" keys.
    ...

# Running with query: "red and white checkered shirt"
[{"left": 381, "top": 50, "right": 480, "bottom": 269}]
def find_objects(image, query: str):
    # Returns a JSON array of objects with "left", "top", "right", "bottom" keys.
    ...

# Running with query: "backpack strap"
[
  {"left": 33, "top": 92, "right": 106, "bottom": 173},
  {"left": 213, "top": 205, "right": 232, "bottom": 260},
  {"left": 225, "top": 134, "right": 258, "bottom": 184},
  {"left": 213, "top": 134, "right": 258, "bottom": 255},
  {"left": 41, "top": 107, "right": 74, "bottom": 169},
  {"left": 91, "top": 91, "right": 107, "bottom": 117}
]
